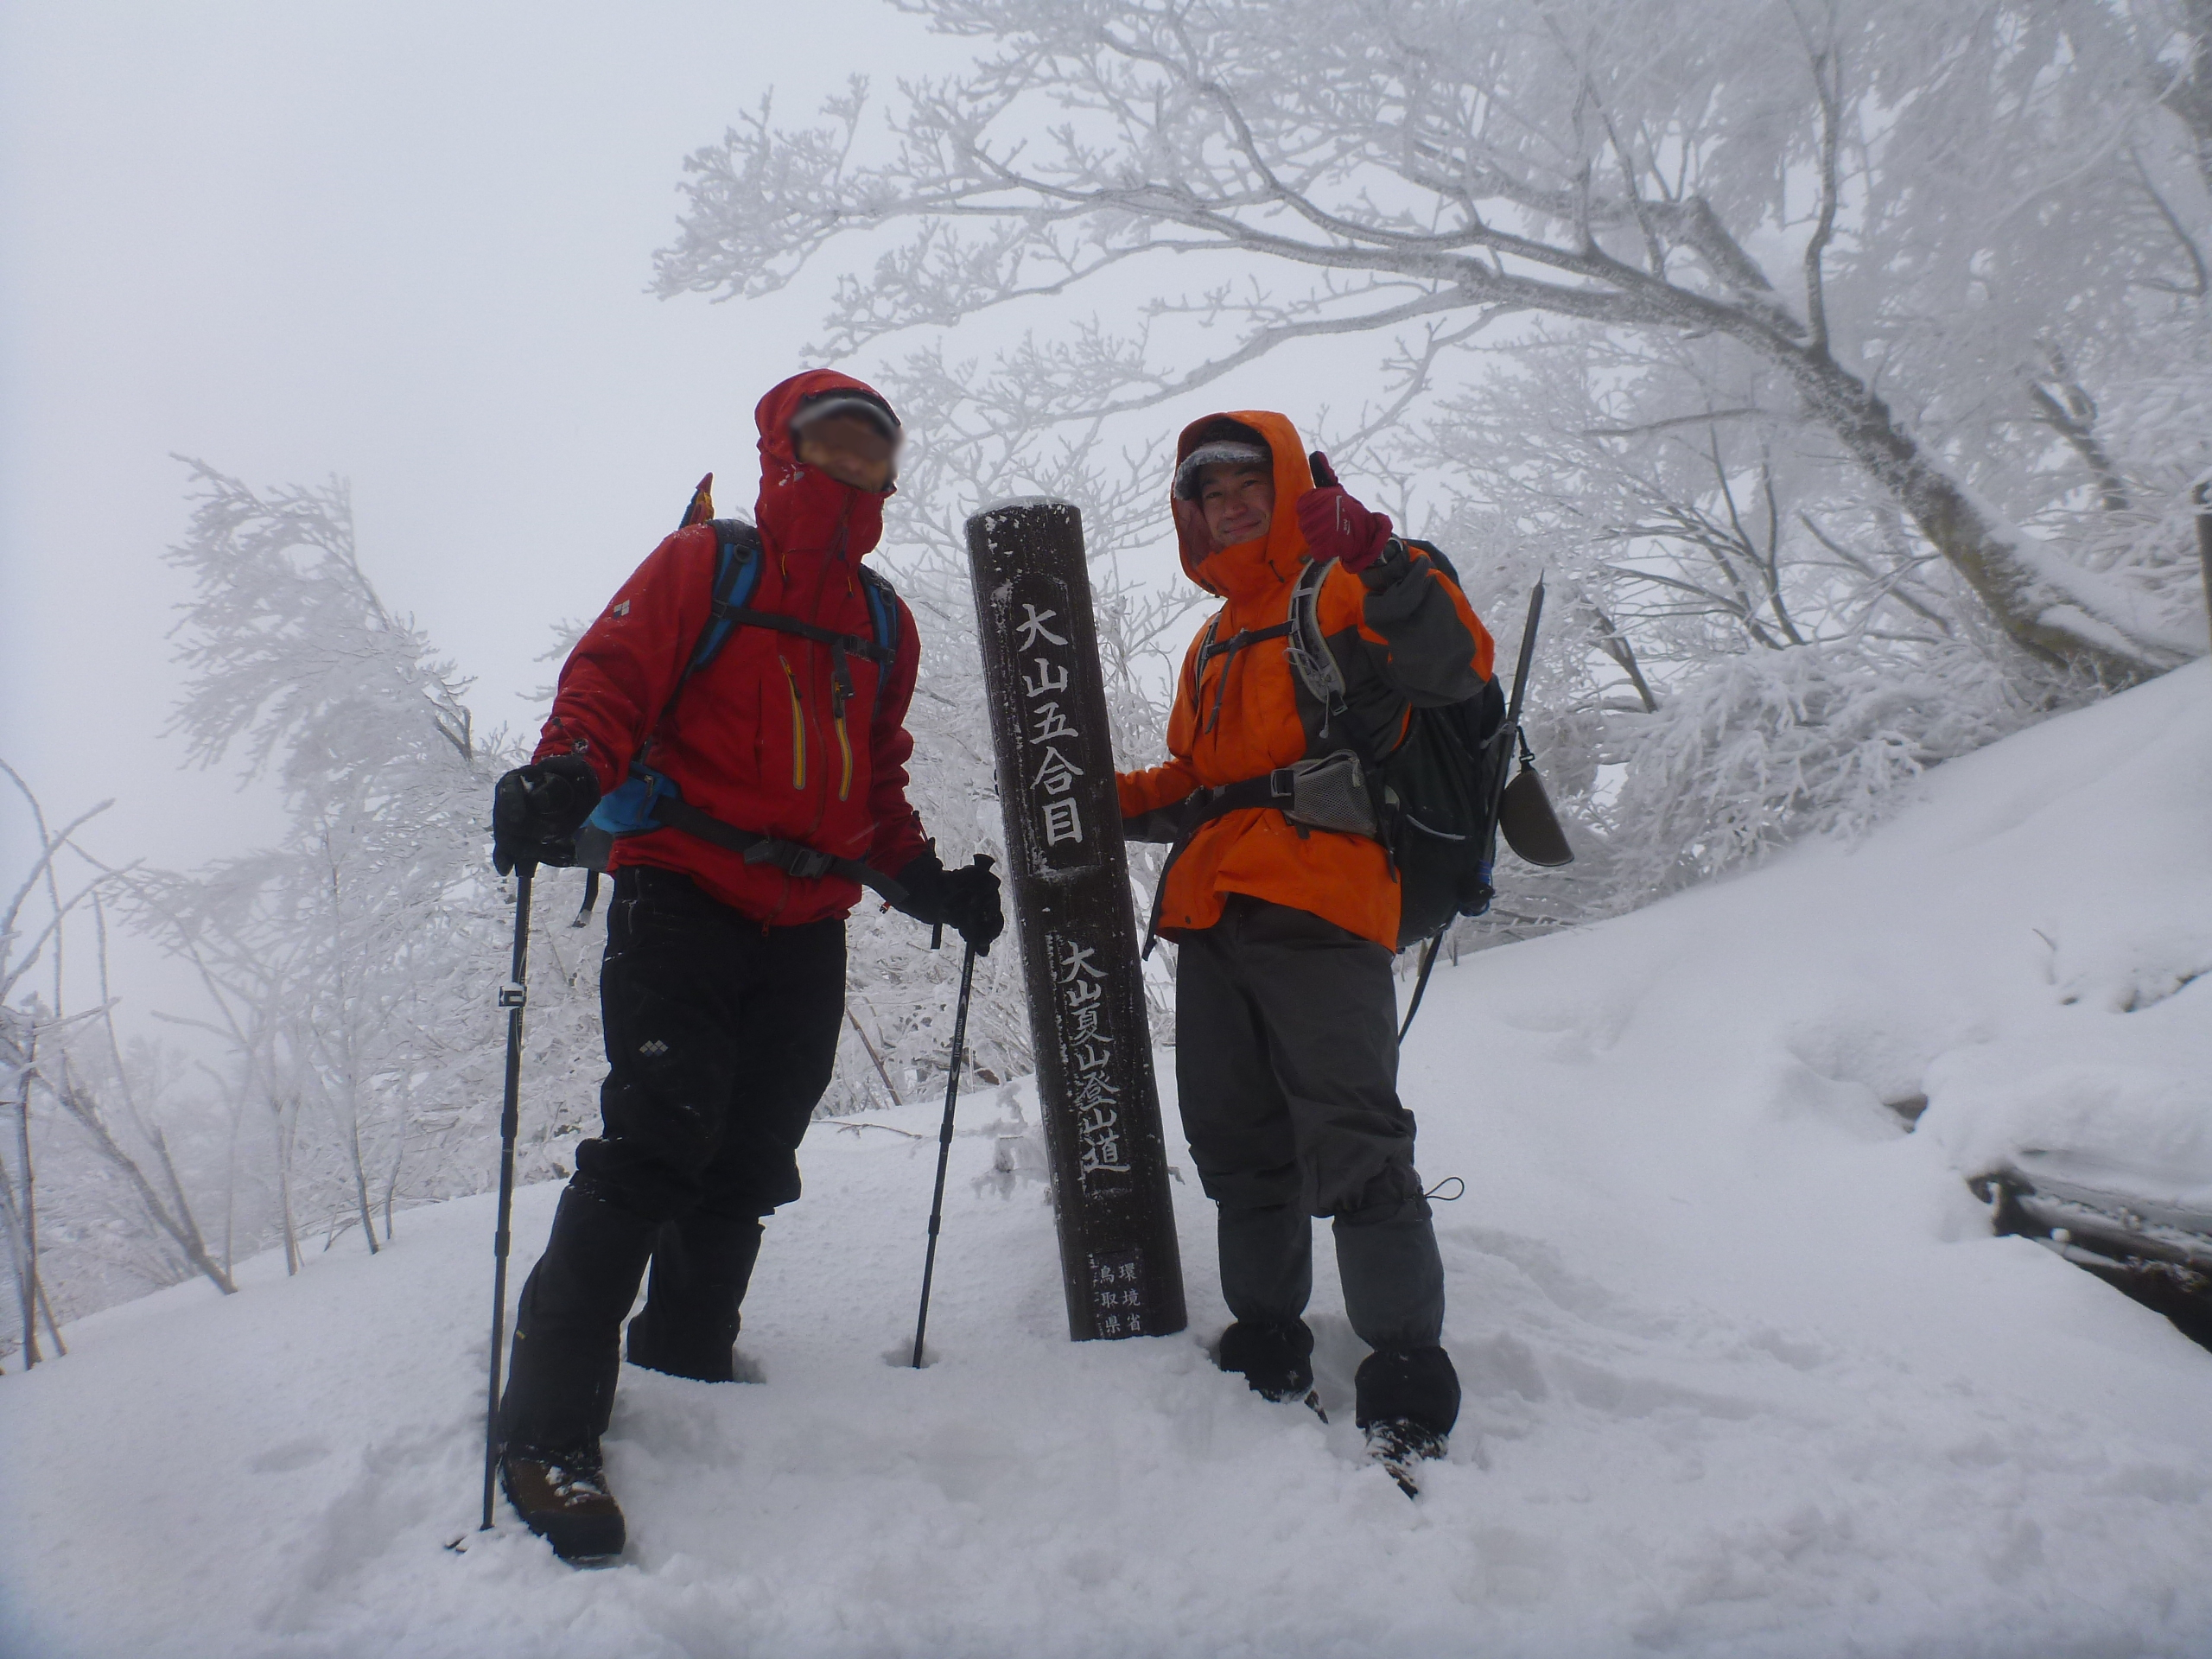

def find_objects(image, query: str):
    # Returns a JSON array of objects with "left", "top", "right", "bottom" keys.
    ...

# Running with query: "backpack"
[
  {"left": 1139, "top": 547, "right": 1571, "bottom": 1029},
  {"left": 1279, "top": 547, "right": 1511, "bottom": 947},
  {"left": 568, "top": 487, "right": 906, "bottom": 922}
]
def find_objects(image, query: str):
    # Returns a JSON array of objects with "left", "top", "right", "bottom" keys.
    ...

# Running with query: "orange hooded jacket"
[{"left": 1116, "top": 411, "right": 1496, "bottom": 950}]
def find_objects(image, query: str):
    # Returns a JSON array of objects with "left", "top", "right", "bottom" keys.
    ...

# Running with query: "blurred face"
[
  {"left": 1198, "top": 464, "right": 1274, "bottom": 547},
  {"left": 796, "top": 412, "right": 899, "bottom": 492}
]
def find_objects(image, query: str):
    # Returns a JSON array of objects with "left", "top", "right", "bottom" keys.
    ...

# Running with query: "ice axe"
[
  {"left": 911, "top": 855, "right": 992, "bottom": 1369},
  {"left": 1492, "top": 582, "right": 1574, "bottom": 870}
]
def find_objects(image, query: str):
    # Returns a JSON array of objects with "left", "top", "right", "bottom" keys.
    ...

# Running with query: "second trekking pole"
[
  {"left": 480, "top": 861, "right": 534, "bottom": 1531},
  {"left": 912, "top": 856, "right": 989, "bottom": 1369}
]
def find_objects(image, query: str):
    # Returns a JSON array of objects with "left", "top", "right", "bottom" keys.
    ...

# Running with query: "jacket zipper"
[
  {"left": 797, "top": 503, "right": 853, "bottom": 836},
  {"left": 834, "top": 566, "right": 856, "bottom": 803},
  {"left": 780, "top": 658, "right": 807, "bottom": 790},
  {"left": 766, "top": 499, "right": 861, "bottom": 925}
]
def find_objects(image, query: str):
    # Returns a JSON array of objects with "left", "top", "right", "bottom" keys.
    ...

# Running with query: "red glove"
[{"left": 1295, "top": 467, "right": 1395, "bottom": 572}]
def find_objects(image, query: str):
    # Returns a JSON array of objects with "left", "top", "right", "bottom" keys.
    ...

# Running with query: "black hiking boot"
[
  {"left": 500, "top": 1448, "right": 626, "bottom": 1563},
  {"left": 1364, "top": 1418, "right": 1447, "bottom": 1498},
  {"left": 1217, "top": 1319, "right": 1317, "bottom": 1405}
]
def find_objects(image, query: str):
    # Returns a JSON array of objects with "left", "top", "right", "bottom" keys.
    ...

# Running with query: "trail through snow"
[{"left": 4, "top": 665, "right": 2209, "bottom": 1657}]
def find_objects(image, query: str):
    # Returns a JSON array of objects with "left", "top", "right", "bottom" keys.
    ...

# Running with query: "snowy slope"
[{"left": 3, "top": 664, "right": 2209, "bottom": 1659}]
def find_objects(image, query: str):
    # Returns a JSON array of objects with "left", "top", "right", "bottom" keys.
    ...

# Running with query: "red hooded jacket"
[{"left": 535, "top": 371, "right": 932, "bottom": 925}]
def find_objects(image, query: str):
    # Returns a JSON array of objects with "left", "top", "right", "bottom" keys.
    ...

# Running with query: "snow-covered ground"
[{"left": 4, "top": 664, "right": 2209, "bottom": 1659}]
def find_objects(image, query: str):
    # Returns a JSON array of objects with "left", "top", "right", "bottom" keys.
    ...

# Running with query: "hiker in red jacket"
[{"left": 486, "top": 371, "right": 1001, "bottom": 1561}]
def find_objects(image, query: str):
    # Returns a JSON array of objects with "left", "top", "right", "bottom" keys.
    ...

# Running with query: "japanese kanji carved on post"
[{"left": 966, "top": 499, "right": 1187, "bottom": 1342}]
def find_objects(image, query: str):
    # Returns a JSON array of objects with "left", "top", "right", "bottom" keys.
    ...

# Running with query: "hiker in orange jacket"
[{"left": 1119, "top": 411, "right": 1494, "bottom": 1480}]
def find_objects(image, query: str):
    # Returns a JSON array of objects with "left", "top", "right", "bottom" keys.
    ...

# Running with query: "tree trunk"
[
  {"left": 1782, "top": 346, "right": 2187, "bottom": 683},
  {"left": 222, "top": 1103, "right": 240, "bottom": 1280},
  {"left": 346, "top": 1115, "right": 378, "bottom": 1255},
  {"left": 846, "top": 1003, "right": 904, "bottom": 1105},
  {"left": 145, "top": 1122, "right": 226, "bottom": 1287},
  {"left": 381, "top": 1137, "right": 403, "bottom": 1243},
  {"left": 35, "top": 1272, "right": 66, "bottom": 1357},
  {"left": 1588, "top": 606, "right": 1660, "bottom": 712},
  {"left": 54, "top": 1077, "right": 237, "bottom": 1295},
  {"left": 11, "top": 1086, "right": 38, "bottom": 1367},
  {"left": 4, "top": 1173, "right": 39, "bottom": 1367},
  {"left": 274, "top": 1101, "right": 300, "bottom": 1276},
  {"left": 2165, "top": 0, "right": 2212, "bottom": 196}
]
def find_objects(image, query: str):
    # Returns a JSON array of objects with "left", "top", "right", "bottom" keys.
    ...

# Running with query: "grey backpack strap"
[{"left": 1284, "top": 556, "right": 1351, "bottom": 730}]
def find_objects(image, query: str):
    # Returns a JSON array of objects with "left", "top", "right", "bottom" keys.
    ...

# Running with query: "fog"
[{"left": 0, "top": 2, "right": 987, "bottom": 1019}]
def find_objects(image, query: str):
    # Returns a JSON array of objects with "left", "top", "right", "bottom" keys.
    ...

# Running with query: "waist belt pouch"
[
  {"left": 574, "top": 766, "right": 683, "bottom": 873},
  {"left": 1281, "top": 750, "right": 1380, "bottom": 840}
]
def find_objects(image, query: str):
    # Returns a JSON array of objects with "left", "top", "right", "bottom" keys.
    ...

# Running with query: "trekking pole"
[
  {"left": 480, "top": 861, "right": 534, "bottom": 1531},
  {"left": 912, "top": 856, "right": 990, "bottom": 1369}
]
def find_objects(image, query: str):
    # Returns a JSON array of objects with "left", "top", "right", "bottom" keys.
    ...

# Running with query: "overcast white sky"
[
  {"left": 0, "top": 0, "right": 982, "bottom": 1008},
  {"left": 0, "top": 0, "right": 1421, "bottom": 1033}
]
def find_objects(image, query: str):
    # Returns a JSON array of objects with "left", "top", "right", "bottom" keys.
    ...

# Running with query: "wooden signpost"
[{"left": 966, "top": 499, "right": 1187, "bottom": 1342}]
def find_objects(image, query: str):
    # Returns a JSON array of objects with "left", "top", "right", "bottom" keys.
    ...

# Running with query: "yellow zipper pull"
[
  {"left": 835, "top": 709, "right": 854, "bottom": 802},
  {"left": 781, "top": 658, "right": 807, "bottom": 789}
]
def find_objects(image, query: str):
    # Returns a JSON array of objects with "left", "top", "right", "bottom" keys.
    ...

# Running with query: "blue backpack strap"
[
  {"left": 687, "top": 519, "right": 765, "bottom": 677},
  {"left": 578, "top": 524, "right": 758, "bottom": 857},
  {"left": 857, "top": 566, "right": 902, "bottom": 694},
  {"left": 571, "top": 530, "right": 913, "bottom": 924}
]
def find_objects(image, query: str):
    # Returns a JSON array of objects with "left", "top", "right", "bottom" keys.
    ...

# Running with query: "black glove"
[
  {"left": 492, "top": 755, "right": 602, "bottom": 874},
  {"left": 895, "top": 850, "right": 1004, "bottom": 955}
]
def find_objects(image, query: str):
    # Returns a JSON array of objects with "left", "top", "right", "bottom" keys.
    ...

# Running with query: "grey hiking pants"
[{"left": 1174, "top": 895, "right": 1446, "bottom": 1356}]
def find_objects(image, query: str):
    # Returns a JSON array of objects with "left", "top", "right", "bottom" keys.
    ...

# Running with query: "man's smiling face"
[{"left": 1198, "top": 463, "right": 1274, "bottom": 548}]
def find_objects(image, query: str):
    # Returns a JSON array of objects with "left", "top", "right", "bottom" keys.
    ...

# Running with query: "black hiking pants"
[
  {"left": 1177, "top": 895, "right": 1459, "bottom": 1436},
  {"left": 499, "top": 867, "right": 845, "bottom": 1458}
]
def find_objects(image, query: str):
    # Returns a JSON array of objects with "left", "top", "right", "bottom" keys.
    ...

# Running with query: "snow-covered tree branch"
[{"left": 659, "top": 0, "right": 2212, "bottom": 682}]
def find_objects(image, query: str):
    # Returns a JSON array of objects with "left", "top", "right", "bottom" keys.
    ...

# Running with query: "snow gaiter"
[
  {"left": 1215, "top": 1203, "right": 1316, "bottom": 1400},
  {"left": 1335, "top": 1196, "right": 1459, "bottom": 1435},
  {"left": 1218, "top": 1202, "right": 1313, "bottom": 1326},
  {"left": 499, "top": 1182, "right": 658, "bottom": 1458},
  {"left": 624, "top": 1211, "right": 765, "bottom": 1383}
]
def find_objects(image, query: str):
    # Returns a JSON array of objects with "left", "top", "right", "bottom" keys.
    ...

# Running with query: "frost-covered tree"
[
  {"left": 1408, "top": 324, "right": 2059, "bottom": 918},
  {"left": 1, "top": 772, "right": 238, "bottom": 1360},
  {"left": 0, "top": 767, "right": 113, "bottom": 1363},
  {"left": 133, "top": 465, "right": 606, "bottom": 1270},
  {"left": 658, "top": 0, "right": 2211, "bottom": 684},
  {"left": 648, "top": 0, "right": 2212, "bottom": 955}
]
